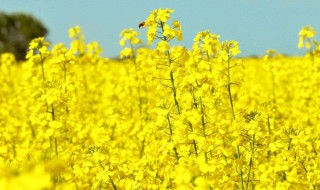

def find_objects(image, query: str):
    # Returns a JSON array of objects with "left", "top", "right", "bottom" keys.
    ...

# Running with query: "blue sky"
[{"left": 1, "top": 0, "right": 320, "bottom": 57}]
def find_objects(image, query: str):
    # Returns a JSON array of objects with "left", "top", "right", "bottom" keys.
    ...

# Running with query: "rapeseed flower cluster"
[{"left": 0, "top": 8, "right": 320, "bottom": 190}]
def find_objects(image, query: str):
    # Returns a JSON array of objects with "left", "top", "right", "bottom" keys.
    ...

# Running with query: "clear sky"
[{"left": 1, "top": 0, "right": 320, "bottom": 57}]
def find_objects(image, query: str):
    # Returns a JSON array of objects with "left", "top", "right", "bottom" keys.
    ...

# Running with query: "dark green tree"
[{"left": 0, "top": 12, "right": 48, "bottom": 61}]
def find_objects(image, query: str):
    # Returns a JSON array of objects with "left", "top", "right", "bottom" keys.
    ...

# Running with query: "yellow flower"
[
  {"left": 145, "top": 10, "right": 157, "bottom": 27},
  {"left": 156, "top": 41, "right": 170, "bottom": 53},
  {"left": 120, "top": 47, "right": 134, "bottom": 59},
  {"left": 218, "top": 50, "right": 229, "bottom": 62},
  {"left": 29, "top": 40, "right": 39, "bottom": 49},
  {"left": 299, "top": 25, "right": 316, "bottom": 38},
  {"left": 163, "top": 24, "right": 176, "bottom": 40},
  {"left": 156, "top": 8, "right": 174, "bottom": 23},
  {"left": 298, "top": 25, "right": 316, "bottom": 49},
  {"left": 172, "top": 20, "right": 181, "bottom": 29},
  {"left": 175, "top": 30, "right": 183, "bottom": 41},
  {"left": 28, "top": 37, "right": 50, "bottom": 50},
  {"left": 69, "top": 25, "right": 81, "bottom": 38},
  {"left": 147, "top": 25, "right": 157, "bottom": 45},
  {"left": 119, "top": 28, "right": 142, "bottom": 46},
  {"left": 230, "top": 41, "right": 241, "bottom": 56}
]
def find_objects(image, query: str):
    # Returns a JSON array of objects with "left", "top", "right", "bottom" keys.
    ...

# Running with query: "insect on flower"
[{"left": 138, "top": 21, "right": 145, "bottom": 29}]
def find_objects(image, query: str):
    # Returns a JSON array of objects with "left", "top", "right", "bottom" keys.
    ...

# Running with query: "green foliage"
[{"left": 0, "top": 12, "right": 48, "bottom": 61}]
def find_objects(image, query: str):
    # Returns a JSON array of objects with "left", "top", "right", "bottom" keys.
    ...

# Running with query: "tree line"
[{"left": 0, "top": 12, "right": 48, "bottom": 61}]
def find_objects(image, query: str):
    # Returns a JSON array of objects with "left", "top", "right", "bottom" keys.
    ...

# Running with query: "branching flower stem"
[
  {"left": 226, "top": 55, "right": 244, "bottom": 190},
  {"left": 40, "top": 52, "right": 58, "bottom": 157},
  {"left": 129, "top": 42, "right": 142, "bottom": 116},
  {"left": 159, "top": 21, "right": 181, "bottom": 115}
]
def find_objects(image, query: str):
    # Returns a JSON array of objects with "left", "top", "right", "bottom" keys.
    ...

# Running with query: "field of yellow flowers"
[{"left": 1, "top": 8, "right": 320, "bottom": 190}]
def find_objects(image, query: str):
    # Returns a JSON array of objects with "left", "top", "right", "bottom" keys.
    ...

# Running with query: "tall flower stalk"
[
  {"left": 142, "top": 8, "right": 183, "bottom": 161},
  {"left": 220, "top": 41, "right": 244, "bottom": 189}
]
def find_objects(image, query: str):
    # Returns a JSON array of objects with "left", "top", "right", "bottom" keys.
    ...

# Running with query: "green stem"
[
  {"left": 99, "top": 161, "right": 117, "bottom": 190},
  {"left": 12, "top": 141, "right": 16, "bottom": 158},
  {"left": 237, "top": 146, "right": 245, "bottom": 190},
  {"left": 54, "top": 137, "right": 58, "bottom": 157},
  {"left": 51, "top": 104, "right": 55, "bottom": 120},
  {"left": 267, "top": 114, "right": 271, "bottom": 135},
  {"left": 245, "top": 158, "right": 253, "bottom": 190},
  {"left": 167, "top": 113, "right": 179, "bottom": 161},
  {"left": 193, "top": 139, "right": 198, "bottom": 156},
  {"left": 130, "top": 42, "right": 142, "bottom": 116},
  {"left": 51, "top": 104, "right": 58, "bottom": 157},
  {"left": 199, "top": 97, "right": 208, "bottom": 162},
  {"left": 63, "top": 60, "right": 69, "bottom": 114},
  {"left": 200, "top": 97, "right": 206, "bottom": 138},
  {"left": 140, "top": 138, "right": 145, "bottom": 159},
  {"left": 169, "top": 69, "right": 181, "bottom": 114},
  {"left": 245, "top": 134, "right": 255, "bottom": 190},
  {"left": 227, "top": 57, "right": 235, "bottom": 120},
  {"left": 189, "top": 122, "right": 198, "bottom": 156},
  {"left": 159, "top": 21, "right": 181, "bottom": 115},
  {"left": 206, "top": 51, "right": 210, "bottom": 61},
  {"left": 288, "top": 138, "right": 292, "bottom": 150},
  {"left": 29, "top": 121, "right": 36, "bottom": 138},
  {"left": 63, "top": 60, "right": 67, "bottom": 82},
  {"left": 158, "top": 21, "right": 180, "bottom": 162},
  {"left": 226, "top": 54, "right": 244, "bottom": 190},
  {"left": 40, "top": 53, "right": 46, "bottom": 81},
  {"left": 108, "top": 175, "right": 118, "bottom": 190},
  {"left": 167, "top": 113, "right": 173, "bottom": 136}
]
